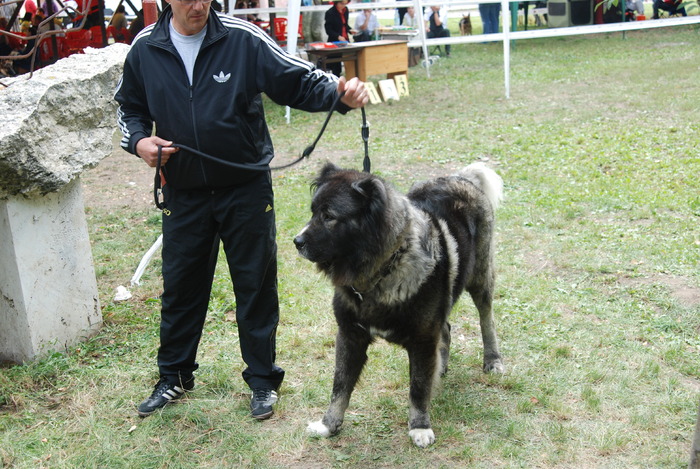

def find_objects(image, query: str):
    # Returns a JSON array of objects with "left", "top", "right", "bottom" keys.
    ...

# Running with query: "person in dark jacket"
[
  {"left": 324, "top": 0, "right": 353, "bottom": 76},
  {"left": 114, "top": 0, "right": 367, "bottom": 420}
]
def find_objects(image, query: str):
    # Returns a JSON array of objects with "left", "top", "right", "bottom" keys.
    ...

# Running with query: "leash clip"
[{"left": 154, "top": 144, "right": 169, "bottom": 211}]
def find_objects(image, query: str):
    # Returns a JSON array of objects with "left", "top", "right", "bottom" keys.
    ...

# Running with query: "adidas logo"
[
  {"left": 213, "top": 71, "right": 231, "bottom": 83},
  {"left": 161, "top": 386, "right": 185, "bottom": 401}
]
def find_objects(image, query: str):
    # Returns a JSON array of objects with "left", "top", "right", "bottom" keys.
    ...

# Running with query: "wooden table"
[{"left": 306, "top": 40, "right": 408, "bottom": 81}]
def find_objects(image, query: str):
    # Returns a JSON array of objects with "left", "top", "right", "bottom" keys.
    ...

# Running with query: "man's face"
[{"left": 167, "top": 0, "right": 211, "bottom": 36}]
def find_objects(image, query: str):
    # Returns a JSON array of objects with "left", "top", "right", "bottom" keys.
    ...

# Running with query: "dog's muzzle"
[{"left": 293, "top": 225, "right": 309, "bottom": 256}]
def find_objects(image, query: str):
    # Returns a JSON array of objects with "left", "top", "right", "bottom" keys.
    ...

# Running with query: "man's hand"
[
  {"left": 135, "top": 136, "right": 180, "bottom": 167},
  {"left": 337, "top": 77, "right": 369, "bottom": 109}
]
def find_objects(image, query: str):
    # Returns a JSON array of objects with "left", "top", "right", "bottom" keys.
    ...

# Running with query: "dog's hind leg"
[
  {"left": 469, "top": 287, "right": 505, "bottom": 374},
  {"left": 439, "top": 322, "right": 451, "bottom": 377},
  {"left": 307, "top": 327, "right": 371, "bottom": 438}
]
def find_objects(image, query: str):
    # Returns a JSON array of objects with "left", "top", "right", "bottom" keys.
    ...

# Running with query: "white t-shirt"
[{"left": 169, "top": 23, "right": 207, "bottom": 85}]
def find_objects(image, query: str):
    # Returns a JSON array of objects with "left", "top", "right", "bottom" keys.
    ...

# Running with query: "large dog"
[{"left": 293, "top": 162, "right": 505, "bottom": 448}]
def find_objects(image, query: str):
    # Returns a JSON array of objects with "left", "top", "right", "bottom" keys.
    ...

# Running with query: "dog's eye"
[{"left": 321, "top": 212, "right": 335, "bottom": 223}]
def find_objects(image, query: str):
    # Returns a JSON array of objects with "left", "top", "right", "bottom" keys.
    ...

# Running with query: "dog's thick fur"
[
  {"left": 459, "top": 13, "right": 473, "bottom": 35},
  {"left": 294, "top": 162, "right": 505, "bottom": 448}
]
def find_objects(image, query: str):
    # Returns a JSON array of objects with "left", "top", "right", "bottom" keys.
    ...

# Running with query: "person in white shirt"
[
  {"left": 425, "top": 5, "right": 450, "bottom": 57},
  {"left": 353, "top": 8, "right": 378, "bottom": 42},
  {"left": 402, "top": 6, "right": 420, "bottom": 28}
]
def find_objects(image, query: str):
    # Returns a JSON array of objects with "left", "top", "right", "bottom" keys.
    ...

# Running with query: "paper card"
[
  {"left": 394, "top": 74, "right": 409, "bottom": 97},
  {"left": 365, "top": 82, "right": 382, "bottom": 105},
  {"left": 378, "top": 79, "right": 400, "bottom": 102}
]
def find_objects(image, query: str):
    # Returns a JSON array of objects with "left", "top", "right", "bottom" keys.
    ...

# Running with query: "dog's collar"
[
  {"left": 350, "top": 286, "right": 364, "bottom": 302},
  {"left": 349, "top": 244, "right": 409, "bottom": 301}
]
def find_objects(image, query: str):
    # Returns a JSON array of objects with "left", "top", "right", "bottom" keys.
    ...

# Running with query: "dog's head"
[{"left": 293, "top": 163, "right": 392, "bottom": 286}]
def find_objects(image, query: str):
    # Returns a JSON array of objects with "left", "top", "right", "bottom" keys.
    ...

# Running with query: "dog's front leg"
[
  {"left": 406, "top": 342, "right": 439, "bottom": 448},
  {"left": 308, "top": 326, "right": 371, "bottom": 438}
]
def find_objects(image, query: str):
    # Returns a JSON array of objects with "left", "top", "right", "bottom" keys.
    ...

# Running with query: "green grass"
[{"left": 2, "top": 26, "right": 700, "bottom": 468}]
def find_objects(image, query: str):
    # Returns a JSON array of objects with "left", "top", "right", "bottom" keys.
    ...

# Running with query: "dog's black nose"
[{"left": 293, "top": 235, "right": 305, "bottom": 250}]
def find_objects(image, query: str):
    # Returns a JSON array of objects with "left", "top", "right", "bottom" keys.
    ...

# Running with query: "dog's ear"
[
  {"left": 351, "top": 177, "right": 390, "bottom": 244},
  {"left": 312, "top": 163, "right": 341, "bottom": 193},
  {"left": 351, "top": 177, "right": 386, "bottom": 203},
  {"left": 320, "top": 162, "right": 340, "bottom": 178}
]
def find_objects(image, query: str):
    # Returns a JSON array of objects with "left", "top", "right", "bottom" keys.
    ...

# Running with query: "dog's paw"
[
  {"left": 409, "top": 428, "right": 435, "bottom": 448},
  {"left": 484, "top": 359, "right": 505, "bottom": 374},
  {"left": 306, "top": 420, "right": 332, "bottom": 438}
]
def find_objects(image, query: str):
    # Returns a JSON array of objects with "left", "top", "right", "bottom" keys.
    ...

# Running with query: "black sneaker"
[
  {"left": 250, "top": 388, "right": 277, "bottom": 420},
  {"left": 137, "top": 377, "right": 194, "bottom": 417}
]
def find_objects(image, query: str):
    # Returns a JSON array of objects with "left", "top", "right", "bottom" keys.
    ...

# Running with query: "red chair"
[
  {"left": 7, "top": 32, "right": 26, "bottom": 50},
  {"left": 39, "top": 36, "right": 67, "bottom": 62},
  {"left": 272, "top": 16, "right": 303, "bottom": 45},
  {"left": 107, "top": 25, "right": 132, "bottom": 44},
  {"left": 297, "top": 14, "right": 304, "bottom": 43},
  {"left": 273, "top": 17, "right": 287, "bottom": 42},
  {"left": 89, "top": 25, "right": 106, "bottom": 48},
  {"left": 65, "top": 29, "right": 91, "bottom": 55}
]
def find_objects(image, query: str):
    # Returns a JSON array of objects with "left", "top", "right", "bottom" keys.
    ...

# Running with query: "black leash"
[{"left": 154, "top": 92, "right": 370, "bottom": 211}]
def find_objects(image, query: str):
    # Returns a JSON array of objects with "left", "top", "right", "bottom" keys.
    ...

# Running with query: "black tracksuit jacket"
[{"left": 115, "top": 6, "right": 349, "bottom": 189}]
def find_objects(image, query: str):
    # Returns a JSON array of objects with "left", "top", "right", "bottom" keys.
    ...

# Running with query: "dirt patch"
[
  {"left": 617, "top": 274, "right": 700, "bottom": 308},
  {"left": 82, "top": 139, "right": 501, "bottom": 213},
  {"left": 81, "top": 141, "right": 154, "bottom": 213}
]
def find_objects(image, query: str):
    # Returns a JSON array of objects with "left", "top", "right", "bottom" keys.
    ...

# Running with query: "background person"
[
  {"left": 478, "top": 2, "right": 501, "bottom": 35},
  {"left": 324, "top": 0, "right": 353, "bottom": 76},
  {"left": 128, "top": 8, "right": 144, "bottom": 37},
  {"left": 425, "top": 4, "right": 450, "bottom": 57},
  {"left": 74, "top": 0, "right": 100, "bottom": 28},
  {"left": 302, "top": 0, "right": 325, "bottom": 44},
  {"left": 652, "top": 0, "right": 687, "bottom": 18},
  {"left": 353, "top": 7, "right": 377, "bottom": 42},
  {"left": 110, "top": 4, "right": 127, "bottom": 30},
  {"left": 325, "top": 0, "right": 351, "bottom": 42},
  {"left": 115, "top": 0, "right": 368, "bottom": 421},
  {"left": 402, "top": 6, "right": 419, "bottom": 28}
]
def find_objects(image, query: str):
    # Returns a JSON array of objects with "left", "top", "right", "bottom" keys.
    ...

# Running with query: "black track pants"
[{"left": 157, "top": 172, "right": 285, "bottom": 391}]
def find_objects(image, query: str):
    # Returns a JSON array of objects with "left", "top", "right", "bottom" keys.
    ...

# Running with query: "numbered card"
[
  {"left": 365, "top": 82, "right": 382, "bottom": 105},
  {"left": 394, "top": 74, "right": 409, "bottom": 97},
  {"left": 378, "top": 79, "right": 400, "bottom": 102}
]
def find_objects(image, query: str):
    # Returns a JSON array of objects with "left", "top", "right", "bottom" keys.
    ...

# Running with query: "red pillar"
[{"left": 143, "top": 0, "right": 158, "bottom": 26}]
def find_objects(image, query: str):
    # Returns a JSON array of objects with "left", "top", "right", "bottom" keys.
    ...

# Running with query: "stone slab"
[{"left": 0, "top": 44, "right": 130, "bottom": 199}]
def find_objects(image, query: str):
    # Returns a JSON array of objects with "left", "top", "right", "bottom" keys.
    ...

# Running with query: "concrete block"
[{"left": 0, "top": 179, "right": 102, "bottom": 363}]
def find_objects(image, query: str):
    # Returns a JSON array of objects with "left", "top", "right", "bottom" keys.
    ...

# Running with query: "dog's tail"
[{"left": 458, "top": 163, "right": 504, "bottom": 210}]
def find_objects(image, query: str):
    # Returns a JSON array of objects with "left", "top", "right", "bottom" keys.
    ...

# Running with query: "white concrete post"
[
  {"left": 0, "top": 45, "right": 130, "bottom": 363},
  {"left": 0, "top": 179, "right": 101, "bottom": 362}
]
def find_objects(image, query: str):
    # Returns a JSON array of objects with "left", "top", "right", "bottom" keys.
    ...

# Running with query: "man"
[
  {"left": 114, "top": 0, "right": 367, "bottom": 420},
  {"left": 425, "top": 5, "right": 450, "bottom": 57},
  {"left": 75, "top": 0, "right": 100, "bottom": 29},
  {"left": 353, "top": 8, "right": 378, "bottom": 42},
  {"left": 652, "top": 0, "right": 687, "bottom": 18},
  {"left": 302, "top": 0, "right": 324, "bottom": 44},
  {"left": 478, "top": 2, "right": 500, "bottom": 35}
]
